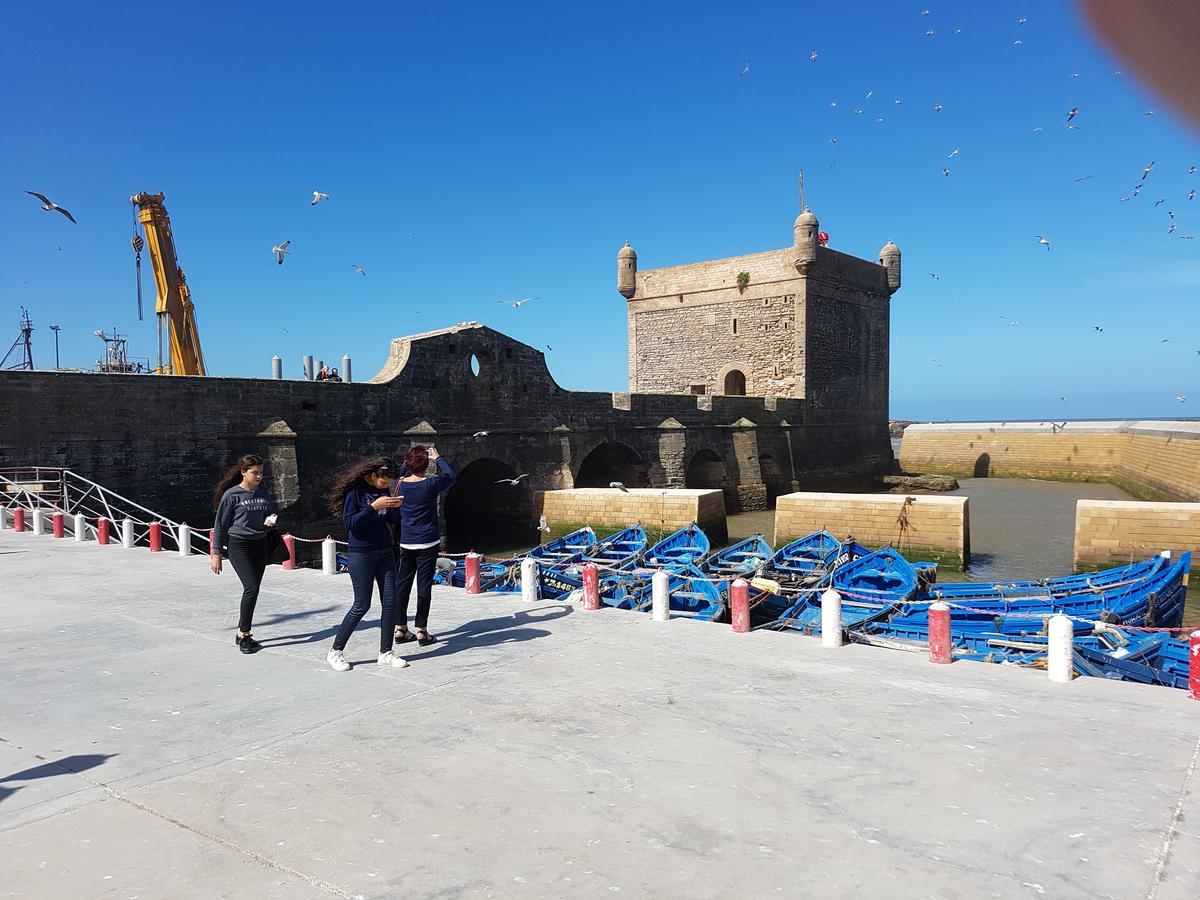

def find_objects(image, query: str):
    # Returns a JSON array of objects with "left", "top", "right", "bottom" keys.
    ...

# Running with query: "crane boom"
[{"left": 130, "top": 192, "right": 207, "bottom": 375}]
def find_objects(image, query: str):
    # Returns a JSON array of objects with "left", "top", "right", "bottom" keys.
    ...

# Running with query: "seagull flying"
[
  {"left": 1036, "top": 235, "right": 1051, "bottom": 250},
  {"left": 934, "top": 104, "right": 943, "bottom": 112},
  {"left": 609, "top": 481, "right": 630, "bottom": 492},
  {"left": 472, "top": 431, "right": 489, "bottom": 441},
  {"left": 272, "top": 241, "right": 290, "bottom": 265},
  {"left": 1154, "top": 198, "right": 1165, "bottom": 207},
  {"left": 494, "top": 474, "right": 530, "bottom": 486},
  {"left": 352, "top": 265, "right": 366, "bottom": 276},
  {"left": 810, "top": 49, "right": 818, "bottom": 62},
  {"left": 1189, "top": 166, "right": 1197, "bottom": 174},
  {"left": 1066, "top": 107, "right": 1078, "bottom": 123},
  {"left": 1017, "top": 16, "right": 1027, "bottom": 25},
  {"left": 497, "top": 297, "right": 534, "bottom": 308},
  {"left": 1189, "top": 189, "right": 1196, "bottom": 201},
  {"left": 929, "top": 272, "right": 940, "bottom": 280},
  {"left": 1093, "top": 325, "right": 1103, "bottom": 332},
  {"left": 739, "top": 58, "right": 750, "bottom": 76},
  {"left": 311, "top": 191, "right": 330, "bottom": 206},
  {"left": 925, "top": 29, "right": 934, "bottom": 37},
  {"left": 1168, "top": 225, "right": 1177, "bottom": 234},
  {"left": 25, "top": 191, "right": 76, "bottom": 223},
  {"left": 941, "top": 168, "right": 951, "bottom": 177},
  {"left": 1177, "top": 394, "right": 1187, "bottom": 403},
  {"left": 1075, "top": 175, "right": 1092, "bottom": 182},
  {"left": 947, "top": 148, "right": 959, "bottom": 159},
  {"left": 1013, "top": 40, "right": 1023, "bottom": 46},
  {"left": 538, "top": 515, "right": 550, "bottom": 534}
]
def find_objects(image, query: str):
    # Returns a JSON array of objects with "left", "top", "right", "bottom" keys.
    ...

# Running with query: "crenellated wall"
[{"left": 0, "top": 324, "right": 893, "bottom": 549}]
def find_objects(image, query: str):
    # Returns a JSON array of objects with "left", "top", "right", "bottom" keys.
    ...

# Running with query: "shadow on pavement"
[{"left": 0, "top": 753, "right": 117, "bottom": 804}]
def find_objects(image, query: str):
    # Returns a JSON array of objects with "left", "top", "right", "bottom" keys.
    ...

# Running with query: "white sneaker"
[
  {"left": 378, "top": 650, "right": 409, "bottom": 668},
  {"left": 327, "top": 648, "right": 351, "bottom": 671}
]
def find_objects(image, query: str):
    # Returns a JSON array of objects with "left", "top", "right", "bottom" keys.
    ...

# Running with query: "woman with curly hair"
[
  {"left": 324, "top": 457, "right": 409, "bottom": 672},
  {"left": 392, "top": 444, "right": 456, "bottom": 646},
  {"left": 211, "top": 454, "right": 279, "bottom": 654}
]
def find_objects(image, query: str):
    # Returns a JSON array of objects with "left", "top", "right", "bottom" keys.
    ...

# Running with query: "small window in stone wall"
[
  {"left": 448, "top": 343, "right": 457, "bottom": 354},
  {"left": 505, "top": 348, "right": 513, "bottom": 359},
  {"left": 732, "top": 318, "right": 738, "bottom": 335},
  {"left": 690, "top": 384, "right": 706, "bottom": 395}
]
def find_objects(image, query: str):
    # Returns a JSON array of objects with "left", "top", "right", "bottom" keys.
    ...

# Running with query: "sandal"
[
  {"left": 394, "top": 627, "right": 418, "bottom": 644},
  {"left": 416, "top": 630, "right": 437, "bottom": 646}
]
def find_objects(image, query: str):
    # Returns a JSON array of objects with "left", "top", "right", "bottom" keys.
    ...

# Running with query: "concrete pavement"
[{"left": 1, "top": 531, "right": 1197, "bottom": 899}]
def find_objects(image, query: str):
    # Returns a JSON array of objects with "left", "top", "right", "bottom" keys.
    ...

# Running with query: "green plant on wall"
[{"left": 736, "top": 271, "right": 750, "bottom": 293}]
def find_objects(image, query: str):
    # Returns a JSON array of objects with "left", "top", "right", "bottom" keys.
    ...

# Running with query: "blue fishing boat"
[
  {"left": 763, "top": 530, "right": 842, "bottom": 586},
  {"left": 700, "top": 534, "right": 773, "bottom": 579},
  {"left": 607, "top": 563, "right": 726, "bottom": 620},
  {"left": 771, "top": 547, "right": 919, "bottom": 634},
  {"left": 917, "top": 553, "right": 1172, "bottom": 604},
  {"left": 537, "top": 525, "right": 649, "bottom": 599},
  {"left": 632, "top": 523, "right": 711, "bottom": 570},
  {"left": 883, "top": 552, "right": 1190, "bottom": 637}
]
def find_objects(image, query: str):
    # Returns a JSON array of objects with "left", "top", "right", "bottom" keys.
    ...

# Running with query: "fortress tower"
[{"left": 617, "top": 208, "right": 900, "bottom": 408}]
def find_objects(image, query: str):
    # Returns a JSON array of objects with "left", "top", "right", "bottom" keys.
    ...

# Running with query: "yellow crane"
[{"left": 130, "top": 192, "right": 207, "bottom": 375}]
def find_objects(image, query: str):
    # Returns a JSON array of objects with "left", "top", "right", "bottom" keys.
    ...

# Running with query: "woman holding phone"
[
  {"left": 393, "top": 444, "right": 456, "bottom": 646},
  {"left": 211, "top": 454, "right": 279, "bottom": 654},
  {"left": 324, "top": 456, "right": 408, "bottom": 672}
]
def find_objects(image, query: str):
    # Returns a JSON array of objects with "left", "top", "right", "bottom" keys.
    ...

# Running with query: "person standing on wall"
[
  {"left": 211, "top": 455, "right": 279, "bottom": 654},
  {"left": 393, "top": 445, "right": 456, "bottom": 646},
  {"left": 324, "top": 457, "right": 409, "bottom": 672}
]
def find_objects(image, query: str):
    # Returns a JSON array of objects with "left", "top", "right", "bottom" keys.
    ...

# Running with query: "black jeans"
[
  {"left": 227, "top": 536, "right": 268, "bottom": 633},
  {"left": 333, "top": 547, "right": 397, "bottom": 653},
  {"left": 396, "top": 545, "right": 439, "bottom": 630}
]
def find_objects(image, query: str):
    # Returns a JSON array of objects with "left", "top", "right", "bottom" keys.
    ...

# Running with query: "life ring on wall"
[{"left": 817, "top": 231, "right": 830, "bottom": 246}]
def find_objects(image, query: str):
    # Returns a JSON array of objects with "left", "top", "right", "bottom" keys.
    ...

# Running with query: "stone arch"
[
  {"left": 685, "top": 448, "right": 728, "bottom": 490},
  {"left": 574, "top": 441, "right": 648, "bottom": 488},
  {"left": 443, "top": 457, "right": 535, "bottom": 552},
  {"left": 718, "top": 362, "right": 751, "bottom": 396},
  {"left": 759, "top": 451, "right": 784, "bottom": 501}
]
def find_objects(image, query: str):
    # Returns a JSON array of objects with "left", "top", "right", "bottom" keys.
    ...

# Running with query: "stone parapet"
[
  {"left": 899, "top": 420, "right": 1200, "bottom": 501},
  {"left": 1074, "top": 499, "right": 1200, "bottom": 571},
  {"left": 533, "top": 488, "right": 727, "bottom": 546},
  {"left": 774, "top": 491, "right": 970, "bottom": 568}
]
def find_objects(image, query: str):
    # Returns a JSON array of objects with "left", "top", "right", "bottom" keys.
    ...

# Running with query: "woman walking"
[
  {"left": 393, "top": 445, "right": 456, "bottom": 646},
  {"left": 325, "top": 457, "right": 409, "bottom": 672},
  {"left": 211, "top": 454, "right": 278, "bottom": 654}
]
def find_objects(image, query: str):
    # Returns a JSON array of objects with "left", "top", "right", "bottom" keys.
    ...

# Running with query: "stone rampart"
[
  {"left": 1074, "top": 499, "right": 1200, "bottom": 572},
  {"left": 774, "top": 491, "right": 970, "bottom": 568},
  {"left": 533, "top": 488, "right": 727, "bottom": 546},
  {"left": 899, "top": 421, "right": 1200, "bottom": 501}
]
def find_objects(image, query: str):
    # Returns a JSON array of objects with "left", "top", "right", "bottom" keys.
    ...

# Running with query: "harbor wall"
[
  {"left": 899, "top": 421, "right": 1200, "bottom": 501},
  {"left": 1074, "top": 499, "right": 1200, "bottom": 572},
  {"left": 773, "top": 491, "right": 970, "bottom": 568},
  {"left": 533, "top": 488, "right": 727, "bottom": 546}
]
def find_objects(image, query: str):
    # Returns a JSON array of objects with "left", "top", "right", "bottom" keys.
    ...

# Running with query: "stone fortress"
[{"left": 0, "top": 205, "right": 901, "bottom": 552}]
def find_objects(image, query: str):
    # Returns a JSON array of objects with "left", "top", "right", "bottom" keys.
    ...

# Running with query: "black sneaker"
[{"left": 235, "top": 633, "right": 262, "bottom": 654}]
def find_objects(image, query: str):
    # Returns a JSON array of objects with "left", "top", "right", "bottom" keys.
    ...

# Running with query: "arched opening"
[
  {"left": 469, "top": 354, "right": 481, "bottom": 377},
  {"left": 723, "top": 369, "right": 746, "bottom": 396},
  {"left": 759, "top": 452, "right": 783, "bottom": 501},
  {"left": 444, "top": 458, "right": 535, "bottom": 553},
  {"left": 685, "top": 449, "right": 727, "bottom": 490},
  {"left": 575, "top": 442, "right": 648, "bottom": 489}
]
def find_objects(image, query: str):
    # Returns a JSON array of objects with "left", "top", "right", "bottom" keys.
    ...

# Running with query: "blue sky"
[{"left": 2, "top": 1, "right": 1197, "bottom": 421}]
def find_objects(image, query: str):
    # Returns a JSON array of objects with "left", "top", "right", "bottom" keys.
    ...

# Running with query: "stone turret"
[
  {"left": 793, "top": 208, "right": 818, "bottom": 272},
  {"left": 879, "top": 239, "right": 901, "bottom": 293},
  {"left": 617, "top": 242, "right": 638, "bottom": 299}
]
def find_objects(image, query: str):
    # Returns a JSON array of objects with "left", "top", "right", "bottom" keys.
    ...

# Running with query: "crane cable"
[{"left": 130, "top": 202, "right": 144, "bottom": 322}]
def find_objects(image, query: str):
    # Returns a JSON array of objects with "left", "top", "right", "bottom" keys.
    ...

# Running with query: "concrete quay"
[{"left": 1, "top": 532, "right": 1198, "bottom": 899}]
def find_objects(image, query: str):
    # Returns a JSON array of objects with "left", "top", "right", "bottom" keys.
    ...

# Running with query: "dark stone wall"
[{"left": 0, "top": 325, "right": 892, "bottom": 549}]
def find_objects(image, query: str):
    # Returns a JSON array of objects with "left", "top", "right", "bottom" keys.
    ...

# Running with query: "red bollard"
[
  {"left": 731, "top": 578, "right": 750, "bottom": 633},
  {"left": 97, "top": 518, "right": 110, "bottom": 545},
  {"left": 52, "top": 512, "right": 65, "bottom": 538},
  {"left": 1190, "top": 629, "right": 1200, "bottom": 701},
  {"left": 465, "top": 552, "right": 482, "bottom": 594},
  {"left": 928, "top": 601, "right": 953, "bottom": 664},
  {"left": 282, "top": 534, "right": 297, "bottom": 570},
  {"left": 148, "top": 521, "right": 162, "bottom": 552},
  {"left": 13, "top": 508, "right": 25, "bottom": 532},
  {"left": 581, "top": 563, "right": 600, "bottom": 610}
]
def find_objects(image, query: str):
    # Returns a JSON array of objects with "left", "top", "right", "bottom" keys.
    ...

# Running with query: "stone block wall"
[
  {"left": 774, "top": 491, "right": 970, "bottom": 567},
  {"left": 533, "top": 488, "right": 727, "bottom": 546},
  {"left": 1074, "top": 499, "right": 1200, "bottom": 571},
  {"left": 899, "top": 421, "right": 1200, "bottom": 501}
]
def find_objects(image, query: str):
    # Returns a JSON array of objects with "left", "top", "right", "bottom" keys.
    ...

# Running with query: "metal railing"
[{"left": 0, "top": 468, "right": 212, "bottom": 554}]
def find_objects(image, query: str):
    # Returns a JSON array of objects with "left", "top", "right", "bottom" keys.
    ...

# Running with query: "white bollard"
[
  {"left": 74, "top": 513, "right": 87, "bottom": 541},
  {"left": 821, "top": 588, "right": 844, "bottom": 648},
  {"left": 177, "top": 523, "right": 191, "bottom": 557},
  {"left": 651, "top": 569, "right": 670, "bottom": 622},
  {"left": 122, "top": 518, "right": 135, "bottom": 548},
  {"left": 322, "top": 537, "right": 337, "bottom": 575},
  {"left": 1047, "top": 613, "right": 1075, "bottom": 683},
  {"left": 0, "top": 507, "right": 6, "bottom": 530},
  {"left": 32, "top": 509, "right": 45, "bottom": 536},
  {"left": 521, "top": 557, "right": 539, "bottom": 603}
]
